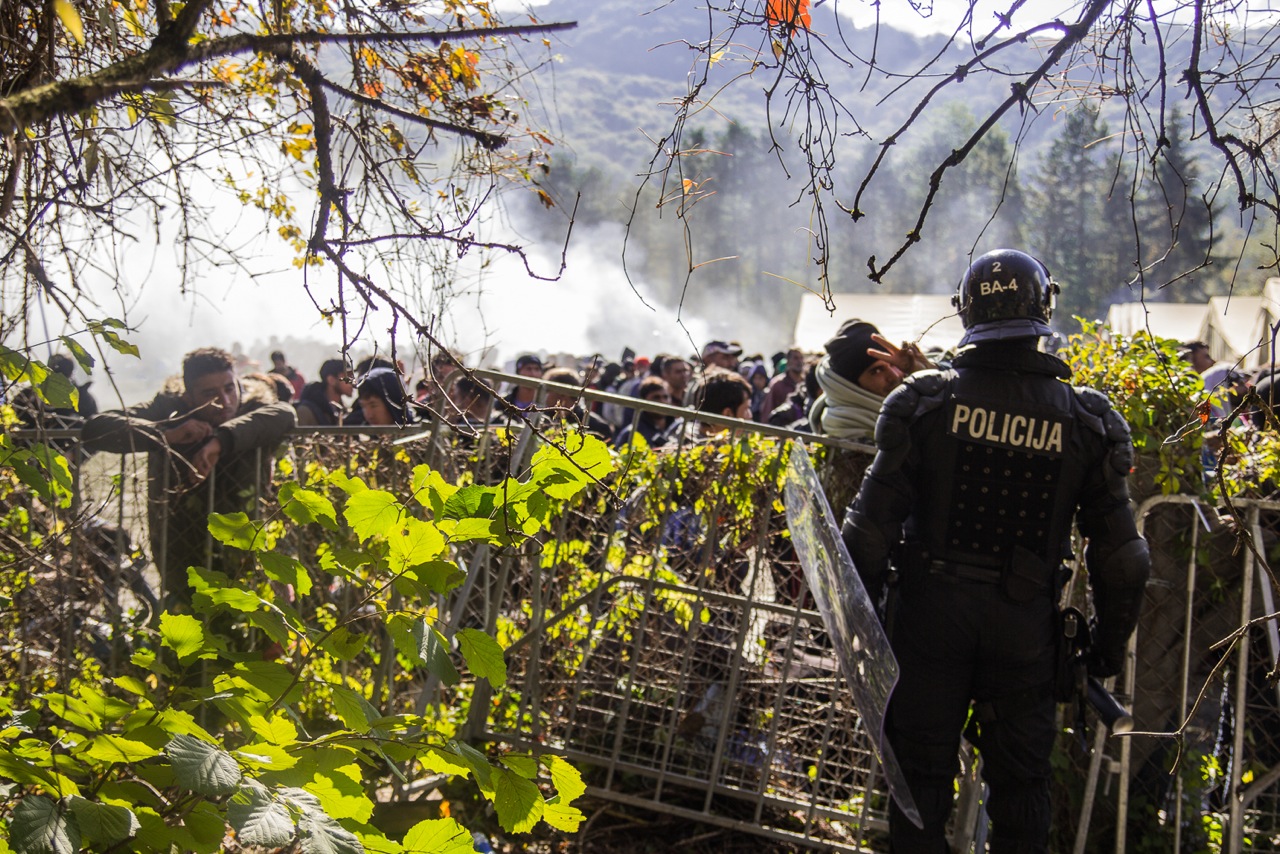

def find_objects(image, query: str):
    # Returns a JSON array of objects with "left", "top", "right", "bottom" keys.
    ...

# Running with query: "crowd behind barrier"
[
  {"left": 6, "top": 366, "right": 1280, "bottom": 852},
  {"left": 7, "top": 333, "right": 1280, "bottom": 851}
]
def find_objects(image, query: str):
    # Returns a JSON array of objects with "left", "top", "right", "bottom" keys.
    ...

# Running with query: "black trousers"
[{"left": 885, "top": 572, "right": 1057, "bottom": 854}]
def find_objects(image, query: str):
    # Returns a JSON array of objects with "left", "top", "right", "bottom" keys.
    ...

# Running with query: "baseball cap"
[
  {"left": 515, "top": 354, "right": 543, "bottom": 372},
  {"left": 703, "top": 340, "right": 743, "bottom": 358}
]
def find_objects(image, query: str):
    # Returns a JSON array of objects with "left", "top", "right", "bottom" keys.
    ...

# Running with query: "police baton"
[{"left": 1086, "top": 676, "right": 1134, "bottom": 734}]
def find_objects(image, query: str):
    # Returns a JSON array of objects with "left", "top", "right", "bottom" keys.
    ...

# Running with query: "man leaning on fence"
[
  {"left": 82, "top": 347, "right": 296, "bottom": 611},
  {"left": 842, "top": 250, "right": 1150, "bottom": 853}
]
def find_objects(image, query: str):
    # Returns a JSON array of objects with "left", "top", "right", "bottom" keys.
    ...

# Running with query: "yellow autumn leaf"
[
  {"left": 710, "top": 49, "right": 726, "bottom": 64},
  {"left": 682, "top": 178, "right": 697, "bottom": 194},
  {"left": 54, "top": 0, "right": 85, "bottom": 45}
]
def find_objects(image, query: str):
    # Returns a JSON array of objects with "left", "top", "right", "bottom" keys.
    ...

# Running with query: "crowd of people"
[{"left": 23, "top": 325, "right": 944, "bottom": 451}]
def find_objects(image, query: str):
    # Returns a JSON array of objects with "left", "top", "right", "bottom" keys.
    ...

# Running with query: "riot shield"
[{"left": 783, "top": 440, "right": 922, "bottom": 828}]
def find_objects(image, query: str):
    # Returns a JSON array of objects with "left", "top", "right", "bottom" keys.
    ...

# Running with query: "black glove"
[{"left": 1087, "top": 621, "right": 1126, "bottom": 679}]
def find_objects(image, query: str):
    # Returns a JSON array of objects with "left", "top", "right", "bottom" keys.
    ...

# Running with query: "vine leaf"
[
  {"left": 388, "top": 616, "right": 460, "bottom": 685},
  {"left": 166, "top": 734, "right": 242, "bottom": 796},
  {"left": 298, "top": 808, "right": 363, "bottom": 854},
  {"left": 542, "top": 754, "right": 586, "bottom": 803},
  {"left": 228, "top": 783, "right": 295, "bottom": 848},
  {"left": 541, "top": 801, "right": 586, "bottom": 833},
  {"left": 208, "top": 512, "right": 266, "bottom": 551},
  {"left": 260, "top": 552, "right": 314, "bottom": 596},
  {"left": 279, "top": 482, "right": 338, "bottom": 530},
  {"left": 491, "top": 767, "right": 543, "bottom": 833},
  {"left": 66, "top": 798, "right": 139, "bottom": 847},
  {"left": 456, "top": 628, "right": 506, "bottom": 687},
  {"left": 80, "top": 734, "right": 161, "bottom": 763},
  {"left": 344, "top": 490, "right": 403, "bottom": 541},
  {"left": 158, "top": 613, "right": 210, "bottom": 664},
  {"left": 10, "top": 795, "right": 81, "bottom": 854},
  {"left": 402, "top": 817, "right": 473, "bottom": 853},
  {"left": 386, "top": 517, "right": 446, "bottom": 570}
]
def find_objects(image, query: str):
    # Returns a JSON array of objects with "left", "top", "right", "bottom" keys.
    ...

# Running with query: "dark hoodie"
[{"left": 295, "top": 381, "right": 341, "bottom": 426}]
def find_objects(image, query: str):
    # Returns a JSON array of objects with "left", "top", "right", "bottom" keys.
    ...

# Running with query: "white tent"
[
  {"left": 1103, "top": 302, "right": 1208, "bottom": 345},
  {"left": 1247, "top": 279, "right": 1280, "bottom": 370},
  {"left": 793, "top": 293, "right": 964, "bottom": 353},
  {"left": 1199, "top": 295, "right": 1264, "bottom": 364}
]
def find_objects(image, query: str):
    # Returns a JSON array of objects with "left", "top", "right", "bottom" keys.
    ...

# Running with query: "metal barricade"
[{"left": 17, "top": 376, "right": 1280, "bottom": 852}]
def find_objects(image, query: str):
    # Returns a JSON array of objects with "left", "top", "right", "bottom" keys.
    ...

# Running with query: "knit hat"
[
  {"left": 357, "top": 367, "right": 412, "bottom": 424},
  {"left": 824, "top": 319, "right": 880, "bottom": 383}
]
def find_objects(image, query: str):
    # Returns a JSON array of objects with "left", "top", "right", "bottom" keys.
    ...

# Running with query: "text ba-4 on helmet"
[{"left": 952, "top": 249, "right": 1060, "bottom": 342}]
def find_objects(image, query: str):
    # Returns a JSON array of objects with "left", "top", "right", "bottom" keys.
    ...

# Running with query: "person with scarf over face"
[{"left": 810, "top": 319, "right": 933, "bottom": 442}]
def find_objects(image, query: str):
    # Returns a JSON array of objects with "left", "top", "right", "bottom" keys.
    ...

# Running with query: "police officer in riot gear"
[{"left": 843, "top": 249, "right": 1150, "bottom": 852}]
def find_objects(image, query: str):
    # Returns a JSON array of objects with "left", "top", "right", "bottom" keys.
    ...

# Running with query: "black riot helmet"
[{"left": 952, "top": 249, "right": 1058, "bottom": 345}]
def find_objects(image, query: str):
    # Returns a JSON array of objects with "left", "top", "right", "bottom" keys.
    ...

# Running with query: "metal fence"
[{"left": 8, "top": 371, "right": 1280, "bottom": 852}]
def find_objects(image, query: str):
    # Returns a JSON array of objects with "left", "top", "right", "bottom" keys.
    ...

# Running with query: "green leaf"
[
  {"left": 328, "top": 471, "right": 368, "bottom": 495},
  {"left": 66, "top": 798, "right": 138, "bottom": 847},
  {"left": 228, "top": 783, "right": 295, "bottom": 848},
  {"left": 38, "top": 372, "right": 78, "bottom": 411},
  {"left": 330, "top": 686, "right": 379, "bottom": 734},
  {"left": 10, "top": 795, "right": 80, "bottom": 854},
  {"left": 40, "top": 693, "right": 101, "bottom": 730},
  {"left": 0, "top": 751, "right": 80, "bottom": 798},
  {"left": 542, "top": 801, "right": 586, "bottom": 833},
  {"left": 111, "top": 676, "right": 148, "bottom": 697},
  {"left": 93, "top": 326, "right": 140, "bottom": 358},
  {"left": 344, "top": 490, "right": 402, "bottom": 541},
  {"left": 491, "top": 767, "right": 543, "bottom": 834},
  {"left": 319, "top": 626, "right": 367, "bottom": 661},
  {"left": 305, "top": 773, "right": 374, "bottom": 822},
  {"left": 441, "top": 485, "right": 496, "bottom": 521},
  {"left": 542, "top": 754, "right": 586, "bottom": 803},
  {"left": 419, "top": 748, "right": 470, "bottom": 778},
  {"left": 449, "top": 517, "right": 496, "bottom": 543},
  {"left": 158, "top": 613, "right": 209, "bottom": 664},
  {"left": 57, "top": 337, "right": 93, "bottom": 373},
  {"left": 386, "top": 517, "right": 445, "bottom": 571},
  {"left": 208, "top": 511, "right": 266, "bottom": 551},
  {"left": 402, "top": 818, "right": 473, "bottom": 853},
  {"left": 500, "top": 755, "right": 538, "bottom": 779},
  {"left": 184, "top": 801, "right": 228, "bottom": 853},
  {"left": 81, "top": 735, "right": 160, "bottom": 764},
  {"left": 298, "top": 809, "right": 363, "bottom": 854},
  {"left": 410, "top": 465, "right": 457, "bottom": 517},
  {"left": 456, "top": 628, "right": 506, "bottom": 688},
  {"left": 445, "top": 741, "right": 493, "bottom": 794},
  {"left": 166, "top": 734, "right": 242, "bottom": 796},
  {"left": 259, "top": 552, "right": 314, "bottom": 596},
  {"left": 387, "top": 616, "right": 459, "bottom": 685},
  {"left": 530, "top": 433, "right": 615, "bottom": 499},
  {"left": 249, "top": 714, "right": 298, "bottom": 746},
  {"left": 408, "top": 560, "right": 465, "bottom": 595},
  {"left": 234, "top": 742, "right": 297, "bottom": 771},
  {"left": 279, "top": 482, "right": 338, "bottom": 531}
]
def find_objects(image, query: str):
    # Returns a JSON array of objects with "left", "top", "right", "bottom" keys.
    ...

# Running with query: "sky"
[{"left": 59, "top": 0, "right": 1280, "bottom": 405}]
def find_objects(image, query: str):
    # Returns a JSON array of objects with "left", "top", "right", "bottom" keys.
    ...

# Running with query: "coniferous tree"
[
  {"left": 1028, "top": 105, "right": 1115, "bottom": 321},
  {"left": 1137, "top": 111, "right": 1226, "bottom": 301}
]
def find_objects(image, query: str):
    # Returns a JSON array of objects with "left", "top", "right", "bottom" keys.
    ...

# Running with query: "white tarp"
[
  {"left": 1104, "top": 303, "right": 1208, "bottom": 345},
  {"left": 793, "top": 293, "right": 964, "bottom": 353},
  {"left": 1247, "top": 279, "right": 1280, "bottom": 370},
  {"left": 1199, "top": 296, "right": 1264, "bottom": 363}
]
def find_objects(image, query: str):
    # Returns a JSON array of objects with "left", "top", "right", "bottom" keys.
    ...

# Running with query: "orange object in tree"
[{"left": 766, "top": 0, "right": 811, "bottom": 29}]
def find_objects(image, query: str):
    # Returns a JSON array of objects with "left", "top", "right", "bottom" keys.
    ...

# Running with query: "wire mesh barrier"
[{"left": 6, "top": 373, "right": 1280, "bottom": 852}]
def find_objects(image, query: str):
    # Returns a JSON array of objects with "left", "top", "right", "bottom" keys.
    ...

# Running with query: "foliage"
[
  {"left": 1060, "top": 319, "right": 1207, "bottom": 499},
  {"left": 0, "top": 393, "right": 615, "bottom": 851},
  {"left": 631, "top": 0, "right": 1280, "bottom": 303},
  {"left": 0, "top": 0, "right": 573, "bottom": 365}
]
